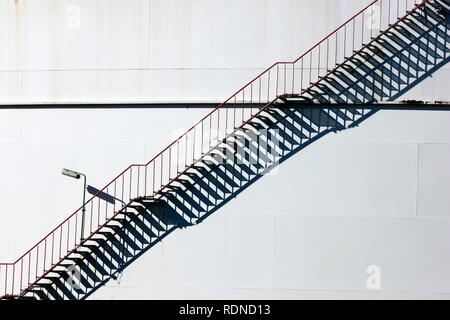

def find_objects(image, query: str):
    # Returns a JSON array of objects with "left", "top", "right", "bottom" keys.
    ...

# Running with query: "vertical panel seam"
[
  {"left": 271, "top": 215, "right": 276, "bottom": 289},
  {"left": 415, "top": 143, "right": 420, "bottom": 219}
]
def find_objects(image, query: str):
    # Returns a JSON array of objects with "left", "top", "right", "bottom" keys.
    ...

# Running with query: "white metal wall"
[{"left": 1, "top": 0, "right": 450, "bottom": 299}]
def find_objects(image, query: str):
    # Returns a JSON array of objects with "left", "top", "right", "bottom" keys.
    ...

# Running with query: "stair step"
[
  {"left": 296, "top": 108, "right": 345, "bottom": 129},
  {"left": 52, "top": 265, "right": 95, "bottom": 289},
  {"left": 75, "top": 245, "right": 117, "bottom": 270},
  {"left": 304, "top": 88, "right": 332, "bottom": 103},
  {"left": 177, "top": 179, "right": 221, "bottom": 204},
  {"left": 329, "top": 108, "right": 353, "bottom": 122},
  {"left": 95, "top": 231, "right": 137, "bottom": 254},
  {"left": 82, "top": 244, "right": 124, "bottom": 267},
  {"left": 344, "top": 54, "right": 405, "bottom": 90},
  {"left": 198, "top": 159, "right": 248, "bottom": 183},
  {"left": 253, "top": 119, "right": 300, "bottom": 146},
  {"left": 333, "top": 71, "right": 382, "bottom": 95},
  {"left": 253, "top": 114, "right": 309, "bottom": 142},
  {"left": 358, "top": 50, "right": 414, "bottom": 82},
  {"left": 129, "top": 205, "right": 166, "bottom": 231},
  {"left": 395, "top": 24, "right": 442, "bottom": 62},
  {"left": 47, "top": 276, "right": 78, "bottom": 300},
  {"left": 158, "top": 191, "right": 201, "bottom": 219},
  {"left": 122, "top": 211, "right": 158, "bottom": 238},
  {"left": 192, "top": 160, "right": 246, "bottom": 189},
  {"left": 27, "top": 289, "right": 50, "bottom": 300},
  {"left": 224, "top": 138, "right": 277, "bottom": 164},
  {"left": 316, "top": 76, "right": 367, "bottom": 102},
  {"left": 244, "top": 120, "right": 267, "bottom": 131},
  {"left": 264, "top": 114, "right": 310, "bottom": 140},
  {"left": 165, "top": 185, "right": 206, "bottom": 213},
  {"left": 63, "top": 257, "right": 103, "bottom": 284},
  {"left": 73, "top": 251, "right": 110, "bottom": 276},
  {"left": 232, "top": 130, "right": 289, "bottom": 155},
  {"left": 107, "top": 222, "right": 149, "bottom": 248},
  {"left": 383, "top": 32, "right": 429, "bottom": 70},
  {"left": 266, "top": 108, "right": 317, "bottom": 133},
  {"left": 38, "top": 283, "right": 64, "bottom": 300},
  {"left": 211, "top": 145, "right": 265, "bottom": 170},
  {"left": 403, "top": 17, "right": 447, "bottom": 52},
  {"left": 99, "top": 225, "right": 141, "bottom": 252},
  {"left": 331, "top": 66, "right": 386, "bottom": 100},
  {"left": 137, "top": 198, "right": 190, "bottom": 226},
  {"left": 210, "top": 150, "right": 260, "bottom": 176},
  {"left": 396, "top": 25, "right": 444, "bottom": 59},
  {"left": 314, "top": 86, "right": 348, "bottom": 103},
  {"left": 88, "top": 238, "right": 131, "bottom": 268},
  {"left": 423, "top": 3, "right": 449, "bottom": 21},
  {"left": 180, "top": 173, "right": 227, "bottom": 200},
  {"left": 349, "top": 48, "right": 397, "bottom": 86}
]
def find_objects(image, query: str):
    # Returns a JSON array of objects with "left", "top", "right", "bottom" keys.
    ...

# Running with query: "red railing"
[{"left": 0, "top": 0, "right": 428, "bottom": 297}]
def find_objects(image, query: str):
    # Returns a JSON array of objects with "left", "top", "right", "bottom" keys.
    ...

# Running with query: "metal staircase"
[{"left": 1, "top": 0, "right": 450, "bottom": 300}]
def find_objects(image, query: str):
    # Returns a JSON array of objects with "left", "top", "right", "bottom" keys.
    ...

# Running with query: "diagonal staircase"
[{"left": 1, "top": 0, "right": 450, "bottom": 300}]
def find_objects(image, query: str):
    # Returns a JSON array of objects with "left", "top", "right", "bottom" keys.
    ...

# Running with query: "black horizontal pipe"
[{"left": 0, "top": 101, "right": 449, "bottom": 110}]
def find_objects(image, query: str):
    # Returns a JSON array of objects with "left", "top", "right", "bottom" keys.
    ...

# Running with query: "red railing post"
[
  {"left": 5, "top": 265, "right": 8, "bottom": 296},
  {"left": 20, "top": 260, "right": 23, "bottom": 292},
  {"left": 11, "top": 264, "right": 15, "bottom": 296},
  {"left": 27, "top": 252, "right": 31, "bottom": 286}
]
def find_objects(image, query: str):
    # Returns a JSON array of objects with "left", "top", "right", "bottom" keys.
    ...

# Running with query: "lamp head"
[{"left": 62, "top": 168, "right": 82, "bottom": 179}]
